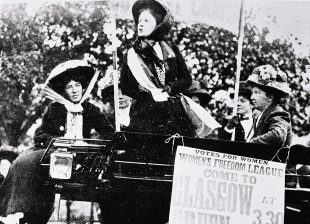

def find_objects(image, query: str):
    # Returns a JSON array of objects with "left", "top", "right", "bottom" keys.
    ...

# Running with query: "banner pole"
[
  {"left": 231, "top": 0, "right": 245, "bottom": 140},
  {"left": 110, "top": 7, "right": 121, "bottom": 132}
]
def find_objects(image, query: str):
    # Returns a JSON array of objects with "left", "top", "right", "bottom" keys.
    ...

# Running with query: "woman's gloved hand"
[{"left": 226, "top": 115, "right": 239, "bottom": 130}]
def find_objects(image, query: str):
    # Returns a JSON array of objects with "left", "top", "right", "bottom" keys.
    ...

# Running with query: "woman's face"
[
  {"left": 137, "top": 10, "right": 157, "bottom": 37},
  {"left": 250, "top": 86, "right": 272, "bottom": 112},
  {"left": 237, "top": 95, "right": 252, "bottom": 115},
  {"left": 64, "top": 80, "right": 83, "bottom": 103}
]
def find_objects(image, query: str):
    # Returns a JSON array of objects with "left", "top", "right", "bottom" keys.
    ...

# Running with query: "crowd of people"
[{"left": 0, "top": 0, "right": 297, "bottom": 223}]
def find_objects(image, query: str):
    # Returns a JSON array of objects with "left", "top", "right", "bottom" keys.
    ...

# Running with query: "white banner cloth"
[{"left": 169, "top": 146, "right": 285, "bottom": 224}]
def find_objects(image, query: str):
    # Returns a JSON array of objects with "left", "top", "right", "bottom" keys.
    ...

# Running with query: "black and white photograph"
[{"left": 0, "top": 0, "right": 310, "bottom": 223}]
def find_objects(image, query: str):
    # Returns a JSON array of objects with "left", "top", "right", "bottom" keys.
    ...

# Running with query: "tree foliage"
[{"left": 0, "top": 2, "right": 309, "bottom": 149}]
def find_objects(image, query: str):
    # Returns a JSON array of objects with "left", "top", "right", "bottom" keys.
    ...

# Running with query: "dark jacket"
[
  {"left": 120, "top": 44, "right": 191, "bottom": 99},
  {"left": 250, "top": 104, "right": 292, "bottom": 149},
  {"left": 120, "top": 43, "right": 194, "bottom": 136},
  {"left": 0, "top": 101, "right": 115, "bottom": 221},
  {"left": 34, "top": 101, "right": 115, "bottom": 148}
]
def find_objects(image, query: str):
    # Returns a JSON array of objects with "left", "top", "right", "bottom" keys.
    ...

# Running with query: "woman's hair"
[
  {"left": 62, "top": 75, "right": 87, "bottom": 89},
  {"left": 138, "top": 8, "right": 164, "bottom": 25}
]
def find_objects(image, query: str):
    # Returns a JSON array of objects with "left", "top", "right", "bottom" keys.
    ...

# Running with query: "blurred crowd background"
[{"left": 0, "top": 1, "right": 310, "bottom": 154}]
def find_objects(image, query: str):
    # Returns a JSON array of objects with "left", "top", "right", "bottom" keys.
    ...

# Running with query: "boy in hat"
[{"left": 0, "top": 60, "right": 115, "bottom": 224}]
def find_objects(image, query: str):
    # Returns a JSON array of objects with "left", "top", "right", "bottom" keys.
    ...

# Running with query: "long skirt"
[
  {"left": 0, "top": 148, "right": 55, "bottom": 224},
  {"left": 128, "top": 96, "right": 196, "bottom": 137}
]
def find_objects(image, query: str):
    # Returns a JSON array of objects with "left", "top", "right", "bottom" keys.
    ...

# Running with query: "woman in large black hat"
[
  {"left": 120, "top": 0, "right": 194, "bottom": 136},
  {"left": 0, "top": 60, "right": 114, "bottom": 224}
]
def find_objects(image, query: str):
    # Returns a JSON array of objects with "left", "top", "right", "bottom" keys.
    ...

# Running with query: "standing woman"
[
  {"left": 120, "top": 0, "right": 194, "bottom": 136},
  {"left": 0, "top": 60, "right": 114, "bottom": 224}
]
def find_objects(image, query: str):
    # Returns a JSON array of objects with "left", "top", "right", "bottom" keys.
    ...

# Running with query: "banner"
[
  {"left": 169, "top": 146, "right": 285, "bottom": 224},
  {"left": 111, "top": 0, "right": 242, "bottom": 35},
  {"left": 1, "top": 0, "right": 242, "bottom": 35}
]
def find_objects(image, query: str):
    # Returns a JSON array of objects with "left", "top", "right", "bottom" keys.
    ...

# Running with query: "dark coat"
[
  {"left": 249, "top": 104, "right": 295, "bottom": 188},
  {"left": 34, "top": 101, "right": 115, "bottom": 148},
  {"left": 120, "top": 43, "right": 194, "bottom": 136},
  {"left": 250, "top": 104, "right": 292, "bottom": 149},
  {"left": 0, "top": 101, "right": 115, "bottom": 222}
]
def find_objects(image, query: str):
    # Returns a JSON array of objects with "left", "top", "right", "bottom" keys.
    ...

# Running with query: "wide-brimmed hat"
[
  {"left": 132, "top": 0, "right": 173, "bottom": 39},
  {"left": 246, "top": 64, "right": 290, "bottom": 96},
  {"left": 185, "top": 80, "right": 212, "bottom": 106},
  {"left": 46, "top": 60, "right": 95, "bottom": 94}
]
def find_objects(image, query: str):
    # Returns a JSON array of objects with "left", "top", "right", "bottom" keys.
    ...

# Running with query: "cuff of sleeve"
[{"left": 224, "top": 126, "right": 234, "bottom": 133}]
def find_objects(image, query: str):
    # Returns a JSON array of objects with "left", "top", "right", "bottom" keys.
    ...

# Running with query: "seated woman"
[
  {"left": 246, "top": 65, "right": 292, "bottom": 148},
  {"left": 0, "top": 60, "right": 114, "bottom": 224},
  {"left": 246, "top": 64, "right": 296, "bottom": 188}
]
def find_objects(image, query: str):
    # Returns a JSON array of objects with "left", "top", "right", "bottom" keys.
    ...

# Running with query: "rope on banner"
[
  {"left": 165, "top": 133, "right": 184, "bottom": 154},
  {"left": 270, "top": 146, "right": 290, "bottom": 164}
]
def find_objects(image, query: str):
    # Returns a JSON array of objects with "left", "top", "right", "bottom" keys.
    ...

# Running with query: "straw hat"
[{"left": 246, "top": 64, "right": 290, "bottom": 96}]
